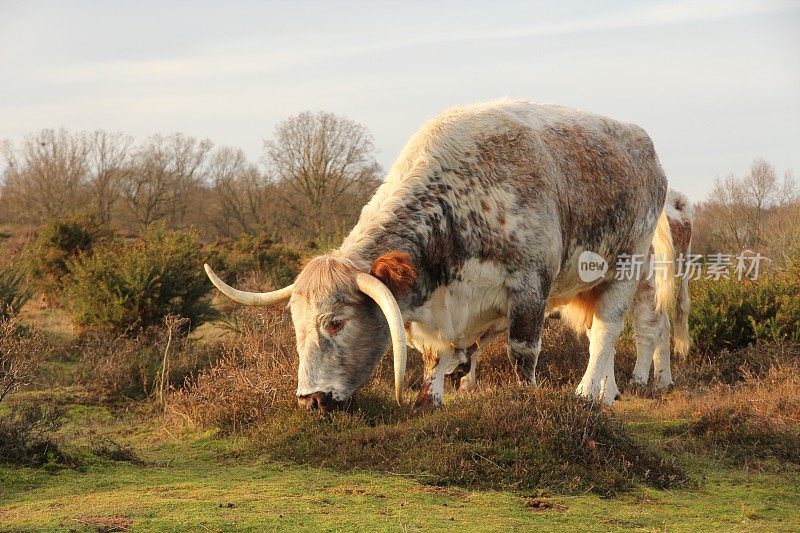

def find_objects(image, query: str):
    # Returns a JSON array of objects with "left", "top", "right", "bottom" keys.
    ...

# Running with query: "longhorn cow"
[{"left": 205, "top": 99, "right": 673, "bottom": 413}]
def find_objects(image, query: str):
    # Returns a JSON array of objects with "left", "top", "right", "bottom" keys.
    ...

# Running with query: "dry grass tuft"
[{"left": 658, "top": 358, "right": 800, "bottom": 465}]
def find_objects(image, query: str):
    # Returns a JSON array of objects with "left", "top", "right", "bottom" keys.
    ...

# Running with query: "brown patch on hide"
[
  {"left": 538, "top": 122, "right": 656, "bottom": 251},
  {"left": 414, "top": 380, "right": 435, "bottom": 409},
  {"left": 497, "top": 207, "right": 507, "bottom": 226},
  {"left": 668, "top": 217, "right": 693, "bottom": 256},
  {"left": 371, "top": 251, "right": 417, "bottom": 297}
]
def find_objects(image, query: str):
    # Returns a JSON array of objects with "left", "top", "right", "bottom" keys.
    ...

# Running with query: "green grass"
[{"left": 2, "top": 396, "right": 799, "bottom": 532}]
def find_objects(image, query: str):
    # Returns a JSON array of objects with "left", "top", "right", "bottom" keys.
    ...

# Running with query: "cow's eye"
[{"left": 325, "top": 319, "right": 346, "bottom": 336}]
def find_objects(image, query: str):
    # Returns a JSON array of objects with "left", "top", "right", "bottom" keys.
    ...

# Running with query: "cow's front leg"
[
  {"left": 415, "top": 345, "right": 452, "bottom": 409},
  {"left": 506, "top": 273, "right": 549, "bottom": 386}
]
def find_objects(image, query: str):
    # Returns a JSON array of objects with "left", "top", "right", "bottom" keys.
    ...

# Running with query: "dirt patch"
[{"left": 70, "top": 515, "right": 132, "bottom": 532}]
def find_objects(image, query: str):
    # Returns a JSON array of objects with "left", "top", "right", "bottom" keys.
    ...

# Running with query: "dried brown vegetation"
[
  {"left": 80, "top": 321, "right": 220, "bottom": 402},
  {"left": 1, "top": 316, "right": 52, "bottom": 403}
]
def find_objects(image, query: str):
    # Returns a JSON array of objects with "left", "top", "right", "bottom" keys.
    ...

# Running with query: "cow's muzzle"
[{"left": 297, "top": 391, "right": 338, "bottom": 415}]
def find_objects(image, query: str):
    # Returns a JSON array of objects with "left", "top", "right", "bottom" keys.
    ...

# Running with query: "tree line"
[
  {"left": 2, "top": 113, "right": 798, "bottom": 263},
  {"left": 0, "top": 111, "right": 382, "bottom": 245}
]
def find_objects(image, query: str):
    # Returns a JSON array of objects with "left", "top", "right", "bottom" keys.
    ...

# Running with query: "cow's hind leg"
[
  {"left": 576, "top": 279, "right": 637, "bottom": 405},
  {"left": 630, "top": 279, "right": 658, "bottom": 387},
  {"left": 651, "top": 312, "right": 673, "bottom": 389}
]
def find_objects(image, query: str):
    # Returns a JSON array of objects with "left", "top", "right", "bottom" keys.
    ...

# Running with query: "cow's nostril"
[{"left": 298, "top": 392, "right": 334, "bottom": 412}]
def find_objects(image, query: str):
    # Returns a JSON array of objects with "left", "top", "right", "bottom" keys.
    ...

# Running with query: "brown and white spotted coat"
[
  {"left": 434, "top": 189, "right": 694, "bottom": 402},
  {"left": 289, "top": 99, "right": 669, "bottom": 407}
]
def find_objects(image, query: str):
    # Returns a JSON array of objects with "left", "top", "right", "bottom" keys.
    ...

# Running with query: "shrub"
[
  {"left": 259, "top": 388, "right": 686, "bottom": 495},
  {"left": 1, "top": 316, "right": 52, "bottom": 403},
  {"left": 67, "top": 225, "right": 216, "bottom": 333},
  {"left": 0, "top": 403, "right": 68, "bottom": 467},
  {"left": 169, "top": 307, "right": 297, "bottom": 431},
  {"left": 80, "top": 320, "right": 220, "bottom": 402},
  {"left": 690, "top": 264, "right": 800, "bottom": 354},
  {"left": 0, "top": 258, "right": 31, "bottom": 319},
  {"left": 205, "top": 233, "right": 302, "bottom": 288},
  {"left": 26, "top": 216, "right": 104, "bottom": 303},
  {"left": 681, "top": 403, "right": 800, "bottom": 464}
]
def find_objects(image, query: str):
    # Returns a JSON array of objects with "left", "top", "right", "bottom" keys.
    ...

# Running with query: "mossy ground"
[
  {"left": 3, "top": 306, "right": 799, "bottom": 532},
  {"left": 2, "top": 391, "right": 799, "bottom": 532}
]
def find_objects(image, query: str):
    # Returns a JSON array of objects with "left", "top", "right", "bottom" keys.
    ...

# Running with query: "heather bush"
[
  {"left": 1, "top": 316, "right": 52, "bottom": 403},
  {"left": 169, "top": 307, "right": 297, "bottom": 431},
  {"left": 26, "top": 216, "right": 104, "bottom": 303},
  {"left": 67, "top": 225, "right": 216, "bottom": 333},
  {"left": 690, "top": 262, "right": 800, "bottom": 354},
  {"left": 0, "top": 258, "right": 31, "bottom": 319},
  {"left": 662, "top": 358, "right": 800, "bottom": 465},
  {"left": 0, "top": 403, "right": 68, "bottom": 467},
  {"left": 205, "top": 233, "right": 303, "bottom": 288}
]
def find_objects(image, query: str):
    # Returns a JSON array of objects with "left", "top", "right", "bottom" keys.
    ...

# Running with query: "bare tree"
[
  {"left": 122, "top": 134, "right": 213, "bottom": 229},
  {"left": 208, "top": 147, "right": 269, "bottom": 238},
  {"left": 86, "top": 131, "right": 134, "bottom": 226},
  {"left": 264, "top": 111, "right": 381, "bottom": 240},
  {"left": 694, "top": 158, "right": 799, "bottom": 262},
  {"left": 0, "top": 129, "right": 90, "bottom": 223}
]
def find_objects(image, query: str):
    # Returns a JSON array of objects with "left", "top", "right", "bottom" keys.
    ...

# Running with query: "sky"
[{"left": 0, "top": 0, "right": 798, "bottom": 201}]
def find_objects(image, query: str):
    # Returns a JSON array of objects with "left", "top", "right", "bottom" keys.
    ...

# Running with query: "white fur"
[{"left": 405, "top": 259, "right": 510, "bottom": 351}]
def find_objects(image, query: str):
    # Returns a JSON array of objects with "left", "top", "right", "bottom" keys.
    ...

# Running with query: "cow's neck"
[{"left": 337, "top": 189, "right": 452, "bottom": 313}]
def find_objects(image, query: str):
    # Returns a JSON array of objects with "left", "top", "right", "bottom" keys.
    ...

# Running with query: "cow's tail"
[
  {"left": 652, "top": 210, "right": 675, "bottom": 314},
  {"left": 673, "top": 245, "right": 692, "bottom": 356}
]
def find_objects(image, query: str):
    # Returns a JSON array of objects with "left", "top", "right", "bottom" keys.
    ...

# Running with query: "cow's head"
[{"left": 204, "top": 251, "right": 415, "bottom": 414}]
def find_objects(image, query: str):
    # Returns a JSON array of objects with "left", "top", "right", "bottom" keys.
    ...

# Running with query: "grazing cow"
[
  {"left": 205, "top": 99, "right": 673, "bottom": 414},
  {"left": 430, "top": 189, "right": 694, "bottom": 404}
]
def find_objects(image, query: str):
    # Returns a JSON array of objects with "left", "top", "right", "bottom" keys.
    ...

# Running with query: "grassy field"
[
  {"left": 3, "top": 293, "right": 800, "bottom": 532},
  {"left": 2, "top": 380, "right": 800, "bottom": 532}
]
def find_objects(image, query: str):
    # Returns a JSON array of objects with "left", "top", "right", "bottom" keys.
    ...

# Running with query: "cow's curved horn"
[
  {"left": 355, "top": 272, "right": 406, "bottom": 405},
  {"left": 204, "top": 264, "right": 293, "bottom": 306}
]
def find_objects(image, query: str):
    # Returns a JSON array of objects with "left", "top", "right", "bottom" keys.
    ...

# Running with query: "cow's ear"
[{"left": 370, "top": 251, "right": 416, "bottom": 297}]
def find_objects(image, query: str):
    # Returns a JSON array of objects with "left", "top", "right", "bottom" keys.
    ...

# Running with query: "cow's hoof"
[
  {"left": 654, "top": 380, "right": 675, "bottom": 392},
  {"left": 575, "top": 381, "right": 603, "bottom": 405},
  {"left": 458, "top": 376, "right": 477, "bottom": 392}
]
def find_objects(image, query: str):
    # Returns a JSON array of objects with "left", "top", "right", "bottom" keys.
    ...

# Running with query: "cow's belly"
[{"left": 405, "top": 259, "right": 509, "bottom": 351}]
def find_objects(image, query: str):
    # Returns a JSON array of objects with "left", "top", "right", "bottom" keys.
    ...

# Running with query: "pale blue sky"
[{"left": 1, "top": 0, "right": 798, "bottom": 201}]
